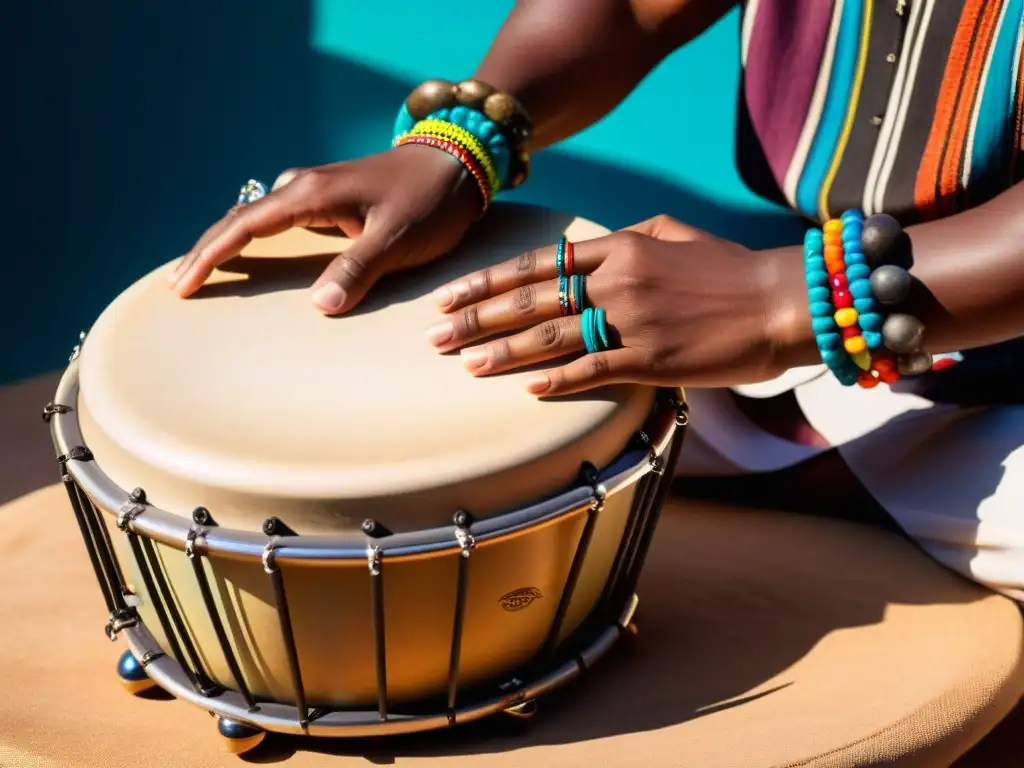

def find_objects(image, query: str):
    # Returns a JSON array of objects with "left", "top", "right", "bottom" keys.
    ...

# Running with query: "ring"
[
  {"left": 571, "top": 274, "right": 587, "bottom": 314},
  {"left": 558, "top": 276, "right": 571, "bottom": 317},
  {"left": 237, "top": 179, "right": 268, "bottom": 206},
  {"left": 556, "top": 236, "right": 568, "bottom": 277},
  {"left": 581, "top": 307, "right": 611, "bottom": 354}
]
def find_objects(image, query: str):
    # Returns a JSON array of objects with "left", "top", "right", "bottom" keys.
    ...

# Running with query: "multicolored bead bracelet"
[
  {"left": 805, "top": 209, "right": 934, "bottom": 388},
  {"left": 804, "top": 228, "right": 860, "bottom": 386},
  {"left": 396, "top": 119, "right": 502, "bottom": 194},
  {"left": 394, "top": 78, "right": 532, "bottom": 190}
]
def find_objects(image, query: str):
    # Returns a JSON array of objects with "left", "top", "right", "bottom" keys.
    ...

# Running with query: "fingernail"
[
  {"left": 526, "top": 375, "right": 551, "bottom": 394},
  {"left": 432, "top": 286, "right": 454, "bottom": 308},
  {"left": 312, "top": 283, "right": 346, "bottom": 313},
  {"left": 461, "top": 348, "right": 488, "bottom": 371},
  {"left": 426, "top": 321, "right": 454, "bottom": 346}
]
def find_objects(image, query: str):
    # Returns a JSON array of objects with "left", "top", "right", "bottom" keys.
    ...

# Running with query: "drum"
[{"left": 43, "top": 201, "right": 688, "bottom": 755}]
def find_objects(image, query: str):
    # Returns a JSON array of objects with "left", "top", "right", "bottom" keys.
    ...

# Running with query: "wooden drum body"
[{"left": 44, "top": 204, "right": 687, "bottom": 746}]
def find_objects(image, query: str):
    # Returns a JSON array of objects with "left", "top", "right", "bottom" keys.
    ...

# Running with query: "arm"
[
  {"left": 770, "top": 182, "right": 1024, "bottom": 369},
  {"left": 474, "top": 0, "right": 738, "bottom": 150}
]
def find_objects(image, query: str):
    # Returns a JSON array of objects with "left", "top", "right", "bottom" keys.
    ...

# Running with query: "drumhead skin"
[{"left": 76, "top": 204, "right": 655, "bottom": 534}]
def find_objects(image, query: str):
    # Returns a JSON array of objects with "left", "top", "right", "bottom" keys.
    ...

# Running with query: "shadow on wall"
[{"left": 4, "top": 3, "right": 803, "bottom": 386}]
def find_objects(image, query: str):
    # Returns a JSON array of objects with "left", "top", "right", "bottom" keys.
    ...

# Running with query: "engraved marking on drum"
[{"left": 499, "top": 587, "right": 543, "bottom": 612}]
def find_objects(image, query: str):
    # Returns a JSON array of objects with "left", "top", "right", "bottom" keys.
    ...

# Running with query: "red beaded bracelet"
[{"left": 394, "top": 134, "right": 492, "bottom": 214}]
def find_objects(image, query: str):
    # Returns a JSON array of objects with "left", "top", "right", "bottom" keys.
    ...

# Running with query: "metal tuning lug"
[
  {"left": 364, "top": 518, "right": 390, "bottom": 721},
  {"left": 104, "top": 608, "right": 139, "bottom": 642},
  {"left": 192, "top": 506, "right": 215, "bottom": 526},
  {"left": 262, "top": 516, "right": 296, "bottom": 537},
  {"left": 579, "top": 461, "right": 606, "bottom": 512},
  {"left": 671, "top": 395, "right": 690, "bottom": 427},
  {"left": 41, "top": 402, "right": 72, "bottom": 423}
]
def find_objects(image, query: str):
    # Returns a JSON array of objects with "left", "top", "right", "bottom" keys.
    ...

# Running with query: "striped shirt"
[{"left": 736, "top": 0, "right": 1024, "bottom": 225}]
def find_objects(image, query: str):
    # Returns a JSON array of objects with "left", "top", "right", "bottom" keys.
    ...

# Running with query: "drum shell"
[{"left": 85, "top": 451, "right": 648, "bottom": 708}]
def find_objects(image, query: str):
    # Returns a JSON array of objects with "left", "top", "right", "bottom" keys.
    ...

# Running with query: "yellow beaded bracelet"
[{"left": 401, "top": 119, "right": 501, "bottom": 193}]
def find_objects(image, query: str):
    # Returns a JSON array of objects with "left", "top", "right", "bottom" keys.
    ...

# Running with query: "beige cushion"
[{"left": 1, "top": 478, "right": 1022, "bottom": 767}]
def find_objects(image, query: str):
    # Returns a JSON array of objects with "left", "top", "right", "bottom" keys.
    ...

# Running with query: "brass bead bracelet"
[{"left": 403, "top": 78, "right": 532, "bottom": 187}]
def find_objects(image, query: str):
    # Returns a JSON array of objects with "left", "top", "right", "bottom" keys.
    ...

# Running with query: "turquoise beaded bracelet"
[
  {"left": 840, "top": 210, "right": 885, "bottom": 350},
  {"left": 394, "top": 103, "right": 511, "bottom": 189},
  {"left": 804, "top": 228, "right": 859, "bottom": 386}
]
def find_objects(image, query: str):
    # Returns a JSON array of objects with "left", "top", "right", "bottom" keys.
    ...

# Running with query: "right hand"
[{"left": 169, "top": 144, "right": 481, "bottom": 315}]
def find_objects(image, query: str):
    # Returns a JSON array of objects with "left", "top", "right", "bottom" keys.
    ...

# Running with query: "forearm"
[
  {"left": 474, "top": 0, "right": 736, "bottom": 150},
  {"left": 770, "top": 183, "right": 1024, "bottom": 369},
  {"left": 904, "top": 183, "right": 1024, "bottom": 352}
]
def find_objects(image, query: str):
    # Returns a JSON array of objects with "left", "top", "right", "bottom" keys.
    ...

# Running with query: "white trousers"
[{"left": 674, "top": 365, "right": 1024, "bottom": 602}]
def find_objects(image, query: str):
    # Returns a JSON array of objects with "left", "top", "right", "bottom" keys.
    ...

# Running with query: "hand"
[
  {"left": 425, "top": 215, "right": 806, "bottom": 395},
  {"left": 169, "top": 144, "right": 481, "bottom": 314}
]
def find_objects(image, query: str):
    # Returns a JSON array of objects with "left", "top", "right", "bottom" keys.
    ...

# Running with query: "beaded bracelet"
[
  {"left": 397, "top": 119, "right": 502, "bottom": 194},
  {"left": 395, "top": 107, "right": 511, "bottom": 189},
  {"left": 393, "top": 135, "right": 492, "bottom": 214},
  {"left": 428, "top": 106, "right": 511, "bottom": 186},
  {"left": 396, "top": 78, "right": 532, "bottom": 189},
  {"left": 804, "top": 228, "right": 860, "bottom": 386},
  {"left": 805, "top": 209, "right": 935, "bottom": 388}
]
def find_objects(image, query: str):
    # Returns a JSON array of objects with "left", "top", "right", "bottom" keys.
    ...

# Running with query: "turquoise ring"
[{"left": 581, "top": 307, "right": 611, "bottom": 354}]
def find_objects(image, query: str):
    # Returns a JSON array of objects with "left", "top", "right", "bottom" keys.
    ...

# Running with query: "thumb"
[{"left": 310, "top": 220, "right": 396, "bottom": 315}]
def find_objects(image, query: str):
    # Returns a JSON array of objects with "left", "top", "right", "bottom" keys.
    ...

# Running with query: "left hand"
[{"left": 425, "top": 215, "right": 799, "bottom": 395}]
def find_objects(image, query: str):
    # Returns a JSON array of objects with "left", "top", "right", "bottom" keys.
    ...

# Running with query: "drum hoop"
[
  {"left": 119, "top": 607, "right": 633, "bottom": 737},
  {"left": 50, "top": 359, "right": 683, "bottom": 564}
]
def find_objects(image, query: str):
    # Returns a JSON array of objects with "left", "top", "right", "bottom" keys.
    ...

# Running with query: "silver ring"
[{"left": 237, "top": 179, "right": 268, "bottom": 206}]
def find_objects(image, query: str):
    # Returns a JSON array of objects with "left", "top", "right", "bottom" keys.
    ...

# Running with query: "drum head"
[{"left": 76, "top": 203, "right": 655, "bottom": 534}]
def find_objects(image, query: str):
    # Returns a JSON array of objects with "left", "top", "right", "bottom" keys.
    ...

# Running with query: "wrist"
[{"left": 760, "top": 246, "right": 820, "bottom": 372}]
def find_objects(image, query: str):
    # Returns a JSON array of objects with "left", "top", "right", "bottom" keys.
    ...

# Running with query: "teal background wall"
[{"left": 4, "top": 1, "right": 802, "bottom": 387}]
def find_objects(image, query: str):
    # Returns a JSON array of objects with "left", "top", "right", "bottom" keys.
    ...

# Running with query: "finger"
[
  {"left": 458, "top": 315, "right": 586, "bottom": 376},
  {"left": 169, "top": 213, "right": 236, "bottom": 282},
  {"left": 525, "top": 348, "right": 647, "bottom": 396},
  {"left": 309, "top": 221, "right": 395, "bottom": 314},
  {"left": 432, "top": 235, "right": 609, "bottom": 313},
  {"left": 273, "top": 167, "right": 308, "bottom": 190},
  {"left": 624, "top": 213, "right": 715, "bottom": 243},
  {"left": 172, "top": 189, "right": 310, "bottom": 297},
  {"left": 426, "top": 279, "right": 564, "bottom": 351}
]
